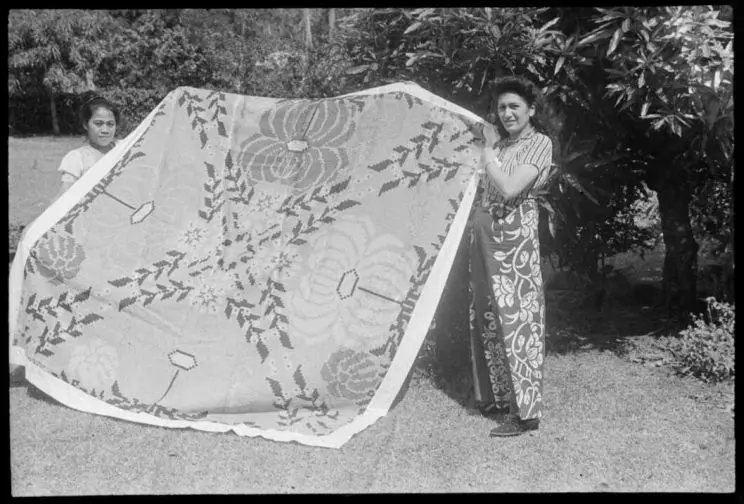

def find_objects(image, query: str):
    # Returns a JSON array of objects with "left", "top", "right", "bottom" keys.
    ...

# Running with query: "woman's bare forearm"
[
  {"left": 485, "top": 162, "right": 538, "bottom": 199},
  {"left": 480, "top": 147, "right": 539, "bottom": 199},
  {"left": 50, "top": 180, "right": 75, "bottom": 205}
]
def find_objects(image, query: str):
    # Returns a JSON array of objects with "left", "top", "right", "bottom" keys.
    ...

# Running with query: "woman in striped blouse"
[{"left": 470, "top": 76, "right": 554, "bottom": 437}]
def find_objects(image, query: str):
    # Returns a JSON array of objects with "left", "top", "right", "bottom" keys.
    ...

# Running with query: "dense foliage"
[{"left": 8, "top": 9, "right": 115, "bottom": 134}]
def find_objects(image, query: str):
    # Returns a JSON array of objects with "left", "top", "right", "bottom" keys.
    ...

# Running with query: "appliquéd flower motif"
[
  {"left": 237, "top": 99, "right": 356, "bottom": 192},
  {"left": 33, "top": 231, "right": 86, "bottom": 284},
  {"left": 288, "top": 215, "right": 417, "bottom": 349},
  {"left": 68, "top": 339, "right": 119, "bottom": 392},
  {"left": 321, "top": 347, "right": 382, "bottom": 407}
]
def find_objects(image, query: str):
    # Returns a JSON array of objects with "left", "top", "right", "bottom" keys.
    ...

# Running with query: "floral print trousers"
[{"left": 468, "top": 202, "right": 545, "bottom": 420}]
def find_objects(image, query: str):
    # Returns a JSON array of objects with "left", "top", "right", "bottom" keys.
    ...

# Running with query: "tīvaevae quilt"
[{"left": 9, "top": 82, "right": 490, "bottom": 448}]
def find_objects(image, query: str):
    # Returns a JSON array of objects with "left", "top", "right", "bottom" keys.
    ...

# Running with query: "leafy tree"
[
  {"left": 181, "top": 8, "right": 354, "bottom": 100},
  {"left": 180, "top": 9, "right": 308, "bottom": 95},
  {"left": 549, "top": 5, "right": 734, "bottom": 312},
  {"left": 8, "top": 9, "right": 115, "bottom": 135},
  {"left": 96, "top": 10, "right": 220, "bottom": 132},
  {"left": 100, "top": 10, "right": 215, "bottom": 93}
]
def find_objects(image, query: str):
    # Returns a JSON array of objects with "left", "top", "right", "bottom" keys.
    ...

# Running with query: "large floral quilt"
[{"left": 9, "top": 83, "right": 488, "bottom": 448}]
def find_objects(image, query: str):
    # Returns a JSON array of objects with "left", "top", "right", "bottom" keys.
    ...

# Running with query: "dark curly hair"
[
  {"left": 487, "top": 76, "right": 557, "bottom": 140},
  {"left": 79, "top": 94, "right": 121, "bottom": 130}
]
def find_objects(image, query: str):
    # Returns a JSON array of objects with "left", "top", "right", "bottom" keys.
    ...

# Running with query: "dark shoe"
[{"left": 489, "top": 414, "right": 539, "bottom": 437}]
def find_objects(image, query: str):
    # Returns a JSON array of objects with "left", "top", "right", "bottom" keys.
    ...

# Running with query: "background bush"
[
  {"left": 671, "top": 299, "right": 735, "bottom": 383},
  {"left": 9, "top": 93, "right": 88, "bottom": 136},
  {"left": 9, "top": 224, "right": 25, "bottom": 266}
]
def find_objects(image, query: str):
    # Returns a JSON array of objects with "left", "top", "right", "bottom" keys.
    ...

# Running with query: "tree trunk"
[
  {"left": 328, "top": 8, "right": 335, "bottom": 40},
  {"left": 50, "top": 91, "right": 60, "bottom": 136},
  {"left": 236, "top": 14, "right": 246, "bottom": 94},
  {"left": 303, "top": 8, "right": 313, "bottom": 51},
  {"left": 651, "top": 164, "right": 700, "bottom": 316}
]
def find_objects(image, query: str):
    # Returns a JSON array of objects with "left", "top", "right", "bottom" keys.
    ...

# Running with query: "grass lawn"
[
  {"left": 8, "top": 136, "right": 735, "bottom": 494},
  {"left": 9, "top": 348, "right": 735, "bottom": 494},
  {"left": 8, "top": 135, "right": 84, "bottom": 226}
]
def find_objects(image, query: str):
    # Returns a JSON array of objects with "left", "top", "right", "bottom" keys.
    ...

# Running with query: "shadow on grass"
[
  {"left": 9, "top": 365, "right": 67, "bottom": 407},
  {"left": 541, "top": 290, "right": 674, "bottom": 356},
  {"left": 410, "top": 239, "right": 678, "bottom": 415}
]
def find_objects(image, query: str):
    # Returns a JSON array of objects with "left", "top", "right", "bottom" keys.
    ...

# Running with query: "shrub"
[
  {"left": 671, "top": 298, "right": 735, "bottom": 383},
  {"left": 9, "top": 223, "right": 25, "bottom": 253},
  {"left": 9, "top": 223, "right": 25, "bottom": 268}
]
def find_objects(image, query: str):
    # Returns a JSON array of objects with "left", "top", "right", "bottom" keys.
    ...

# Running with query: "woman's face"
[
  {"left": 84, "top": 106, "right": 117, "bottom": 149},
  {"left": 496, "top": 92, "right": 535, "bottom": 138}
]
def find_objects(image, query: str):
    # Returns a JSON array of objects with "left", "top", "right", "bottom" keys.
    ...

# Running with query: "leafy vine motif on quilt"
[
  {"left": 103, "top": 379, "right": 208, "bottom": 421},
  {"left": 108, "top": 250, "right": 196, "bottom": 311},
  {"left": 363, "top": 103, "right": 477, "bottom": 200},
  {"left": 213, "top": 174, "right": 360, "bottom": 278},
  {"left": 177, "top": 88, "right": 230, "bottom": 149},
  {"left": 23, "top": 287, "right": 104, "bottom": 358},
  {"left": 53, "top": 345, "right": 207, "bottom": 422},
  {"left": 103, "top": 224, "right": 290, "bottom": 366},
  {"left": 287, "top": 214, "right": 418, "bottom": 350},
  {"left": 342, "top": 90, "right": 425, "bottom": 114},
  {"left": 217, "top": 177, "right": 367, "bottom": 361},
  {"left": 236, "top": 99, "right": 356, "bottom": 192},
  {"left": 265, "top": 364, "right": 342, "bottom": 432},
  {"left": 104, "top": 238, "right": 292, "bottom": 365}
]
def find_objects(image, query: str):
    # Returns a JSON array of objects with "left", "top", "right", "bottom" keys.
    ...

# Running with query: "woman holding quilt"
[{"left": 470, "top": 76, "right": 554, "bottom": 437}]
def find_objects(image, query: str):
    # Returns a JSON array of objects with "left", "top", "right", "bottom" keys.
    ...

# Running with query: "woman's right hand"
[{"left": 480, "top": 145, "right": 503, "bottom": 174}]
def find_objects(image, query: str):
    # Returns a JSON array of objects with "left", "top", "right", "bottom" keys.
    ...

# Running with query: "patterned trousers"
[{"left": 468, "top": 202, "right": 545, "bottom": 420}]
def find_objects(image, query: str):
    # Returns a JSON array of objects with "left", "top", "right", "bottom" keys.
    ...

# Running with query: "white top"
[{"left": 57, "top": 143, "right": 112, "bottom": 183}]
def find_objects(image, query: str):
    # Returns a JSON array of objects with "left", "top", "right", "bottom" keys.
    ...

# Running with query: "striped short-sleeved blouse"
[{"left": 479, "top": 126, "right": 553, "bottom": 208}]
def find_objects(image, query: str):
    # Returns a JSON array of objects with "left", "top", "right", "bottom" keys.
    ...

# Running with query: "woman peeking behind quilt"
[
  {"left": 51, "top": 95, "right": 121, "bottom": 205},
  {"left": 469, "top": 76, "right": 555, "bottom": 437}
]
